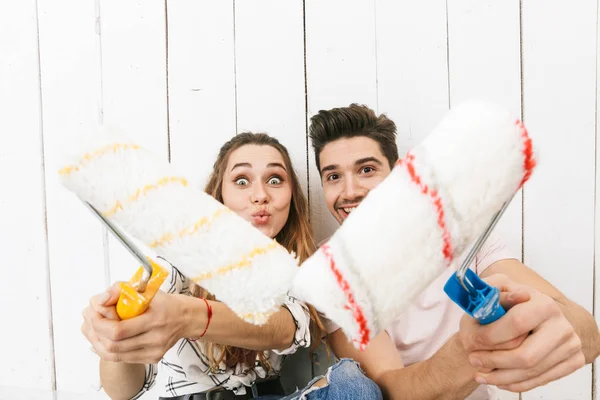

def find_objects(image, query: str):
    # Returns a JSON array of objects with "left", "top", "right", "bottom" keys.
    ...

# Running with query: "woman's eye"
[
  {"left": 268, "top": 177, "right": 282, "bottom": 185},
  {"left": 235, "top": 178, "right": 249, "bottom": 186}
]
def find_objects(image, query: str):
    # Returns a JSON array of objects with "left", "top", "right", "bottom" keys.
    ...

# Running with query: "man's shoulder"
[
  {"left": 317, "top": 236, "right": 330, "bottom": 247},
  {"left": 473, "top": 229, "right": 518, "bottom": 274}
]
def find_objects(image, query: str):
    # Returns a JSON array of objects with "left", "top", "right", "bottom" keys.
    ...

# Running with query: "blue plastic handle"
[{"left": 443, "top": 268, "right": 506, "bottom": 324}]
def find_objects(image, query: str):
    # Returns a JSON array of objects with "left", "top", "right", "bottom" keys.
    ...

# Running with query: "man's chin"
[{"left": 335, "top": 212, "right": 347, "bottom": 225}]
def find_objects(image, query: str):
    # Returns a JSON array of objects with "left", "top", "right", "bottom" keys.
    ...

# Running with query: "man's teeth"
[{"left": 343, "top": 207, "right": 356, "bottom": 214}]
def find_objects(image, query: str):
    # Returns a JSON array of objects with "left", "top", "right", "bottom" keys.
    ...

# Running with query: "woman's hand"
[{"left": 82, "top": 282, "right": 191, "bottom": 364}]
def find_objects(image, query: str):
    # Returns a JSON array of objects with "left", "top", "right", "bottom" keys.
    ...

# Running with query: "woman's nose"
[{"left": 251, "top": 184, "right": 270, "bottom": 204}]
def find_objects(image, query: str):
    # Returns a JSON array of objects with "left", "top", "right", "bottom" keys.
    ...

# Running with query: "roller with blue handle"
[{"left": 290, "top": 99, "right": 537, "bottom": 350}]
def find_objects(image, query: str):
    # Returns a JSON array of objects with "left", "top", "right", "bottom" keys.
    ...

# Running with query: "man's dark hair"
[{"left": 308, "top": 103, "right": 399, "bottom": 173}]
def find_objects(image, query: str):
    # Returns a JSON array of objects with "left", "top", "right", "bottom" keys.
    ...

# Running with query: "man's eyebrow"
[
  {"left": 320, "top": 164, "right": 338, "bottom": 175},
  {"left": 355, "top": 157, "right": 384, "bottom": 166},
  {"left": 320, "top": 157, "right": 384, "bottom": 175}
]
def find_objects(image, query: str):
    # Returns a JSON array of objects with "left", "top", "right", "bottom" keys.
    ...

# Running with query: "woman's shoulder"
[{"left": 156, "top": 256, "right": 197, "bottom": 295}]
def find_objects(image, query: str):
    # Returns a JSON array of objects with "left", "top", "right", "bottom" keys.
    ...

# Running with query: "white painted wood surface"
[
  {"left": 234, "top": 1, "right": 310, "bottom": 390},
  {"left": 522, "top": 0, "right": 597, "bottom": 399},
  {"left": 305, "top": 0, "right": 378, "bottom": 245},
  {"left": 0, "top": 0, "right": 54, "bottom": 390},
  {"left": 235, "top": 0, "right": 307, "bottom": 191},
  {"left": 36, "top": 0, "right": 107, "bottom": 393},
  {"left": 97, "top": 4, "right": 169, "bottom": 397},
  {"left": 447, "top": 0, "right": 523, "bottom": 274},
  {"left": 595, "top": 2, "right": 600, "bottom": 398},
  {"left": 1, "top": 1, "right": 599, "bottom": 398},
  {"left": 166, "top": 0, "right": 236, "bottom": 189},
  {"left": 99, "top": 0, "right": 170, "bottom": 288},
  {"left": 375, "top": 0, "right": 449, "bottom": 156}
]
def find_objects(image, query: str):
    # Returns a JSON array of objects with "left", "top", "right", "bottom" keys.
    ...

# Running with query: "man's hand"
[
  {"left": 458, "top": 274, "right": 585, "bottom": 393},
  {"left": 82, "top": 282, "right": 190, "bottom": 364}
]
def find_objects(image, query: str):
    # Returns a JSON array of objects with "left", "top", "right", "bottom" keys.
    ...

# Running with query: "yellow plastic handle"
[{"left": 116, "top": 258, "right": 169, "bottom": 320}]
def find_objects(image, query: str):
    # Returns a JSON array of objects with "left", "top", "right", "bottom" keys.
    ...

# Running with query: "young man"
[{"left": 308, "top": 104, "right": 600, "bottom": 399}]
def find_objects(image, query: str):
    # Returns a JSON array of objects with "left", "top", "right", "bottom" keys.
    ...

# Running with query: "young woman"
[{"left": 81, "top": 133, "right": 381, "bottom": 400}]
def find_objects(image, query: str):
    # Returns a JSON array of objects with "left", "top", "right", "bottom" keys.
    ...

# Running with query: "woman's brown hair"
[{"left": 201, "top": 132, "right": 325, "bottom": 373}]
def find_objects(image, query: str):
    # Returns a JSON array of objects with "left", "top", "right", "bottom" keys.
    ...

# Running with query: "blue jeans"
[{"left": 256, "top": 358, "right": 382, "bottom": 400}]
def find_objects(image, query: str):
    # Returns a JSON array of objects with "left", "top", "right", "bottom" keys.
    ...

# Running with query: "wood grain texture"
[
  {"left": 37, "top": 0, "right": 106, "bottom": 393},
  {"left": 305, "top": 0, "right": 378, "bottom": 245},
  {"left": 0, "top": 0, "right": 54, "bottom": 390},
  {"left": 522, "top": 0, "right": 597, "bottom": 398}
]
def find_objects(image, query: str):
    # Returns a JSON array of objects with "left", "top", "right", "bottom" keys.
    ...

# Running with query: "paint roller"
[
  {"left": 290, "top": 99, "right": 537, "bottom": 350},
  {"left": 58, "top": 129, "right": 300, "bottom": 324}
]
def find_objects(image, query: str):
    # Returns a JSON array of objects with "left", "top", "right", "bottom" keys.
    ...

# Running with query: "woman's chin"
[{"left": 253, "top": 223, "right": 274, "bottom": 239}]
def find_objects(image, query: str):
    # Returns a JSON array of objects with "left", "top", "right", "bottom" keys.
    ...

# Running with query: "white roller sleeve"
[
  {"left": 290, "top": 99, "right": 537, "bottom": 350},
  {"left": 58, "top": 127, "right": 299, "bottom": 325}
]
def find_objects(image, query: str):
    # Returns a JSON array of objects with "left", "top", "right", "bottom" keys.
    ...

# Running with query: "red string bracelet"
[
  {"left": 199, "top": 298, "right": 212, "bottom": 338},
  {"left": 190, "top": 298, "right": 212, "bottom": 341}
]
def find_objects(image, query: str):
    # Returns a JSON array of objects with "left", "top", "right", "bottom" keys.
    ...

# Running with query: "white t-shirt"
[{"left": 325, "top": 232, "right": 516, "bottom": 400}]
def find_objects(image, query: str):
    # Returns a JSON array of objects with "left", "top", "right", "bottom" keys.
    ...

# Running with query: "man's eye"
[
  {"left": 327, "top": 174, "right": 340, "bottom": 181},
  {"left": 361, "top": 166, "right": 374, "bottom": 174},
  {"left": 235, "top": 178, "right": 249, "bottom": 186}
]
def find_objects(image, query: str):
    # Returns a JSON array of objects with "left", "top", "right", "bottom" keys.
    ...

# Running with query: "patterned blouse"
[{"left": 130, "top": 257, "right": 312, "bottom": 399}]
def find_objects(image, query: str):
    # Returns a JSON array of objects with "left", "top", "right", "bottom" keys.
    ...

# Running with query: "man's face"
[{"left": 319, "top": 136, "right": 392, "bottom": 224}]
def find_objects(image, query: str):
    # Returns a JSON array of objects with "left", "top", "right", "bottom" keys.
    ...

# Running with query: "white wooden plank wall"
[
  {"left": 100, "top": 0, "right": 170, "bottom": 289},
  {"left": 1, "top": 1, "right": 599, "bottom": 399},
  {"left": 0, "top": 0, "right": 54, "bottom": 391},
  {"left": 36, "top": 0, "right": 107, "bottom": 394},
  {"left": 446, "top": 0, "right": 523, "bottom": 267},
  {"left": 522, "top": 1, "right": 597, "bottom": 399},
  {"left": 446, "top": 4, "right": 523, "bottom": 397},
  {"left": 305, "top": 0, "right": 378, "bottom": 245},
  {"left": 166, "top": 0, "right": 236, "bottom": 189},
  {"left": 233, "top": 1, "right": 313, "bottom": 392}
]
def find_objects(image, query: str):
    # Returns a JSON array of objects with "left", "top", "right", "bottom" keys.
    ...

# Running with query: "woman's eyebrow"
[
  {"left": 267, "top": 162, "right": 286, "bottom": 171},
  {"left": 231, "top": 162, "right": 252, "bottom": 172}
]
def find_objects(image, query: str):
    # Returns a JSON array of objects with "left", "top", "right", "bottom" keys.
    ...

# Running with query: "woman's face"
[{"left": 221, "top": 144, "right": 293, "bottom": 239}]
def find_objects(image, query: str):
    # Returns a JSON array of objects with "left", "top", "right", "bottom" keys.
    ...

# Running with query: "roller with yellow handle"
[
  {"left": 83, "top": 200, "right": 169, "bottom": 320},
  {"left": 117, "top": 260, "right": 169, "bottom": 319},
  {"left": 58, "top": 128, "right": 300, "bottom": 326}
]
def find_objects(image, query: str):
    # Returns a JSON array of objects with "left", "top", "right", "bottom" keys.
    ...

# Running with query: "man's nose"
[{"left": 341, "top": 176, "right": 366, "bottom": 201}]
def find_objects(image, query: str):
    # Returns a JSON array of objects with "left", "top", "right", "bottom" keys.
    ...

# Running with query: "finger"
[
  {"left": 110, "top": 292, "right": 170, "bottom": 335},
  {"left": 105, "top": 346, "right": 164, "bottom": 365},
  {"left": 481, "top": 273, "right": 524, "bottom": 292},
  {"left": 96, "top": 304, "right": 120, "bottom": 321},
  {"left": 87, "top": 297, "right": 118, "bottom": 321},
  {"left": 499, "top": 289, "right": 531, "bottom": 310},
  {"left": 460, "top": 315, "right": 528, "bottom": 353},
  {"left": 90, "top": 282, "right": 124, "bottom": 309},
  {"left": 485, "top": 332, "right": 529, "bottom": 352},
  {"left": 81, "top": 320, "right": 94, "bottom": 344},
  {"left": 91, "top": 315, "right": 126, "bottom": 341},
  {"left": 472, "top": 293, "right": 559, "bottom": 346},
  {"left": 474, "top": 333, "right": 582, "bottom": 385},
  {"left": 93, "top": 340, "right": 163, "bottom": 364},
  {"left": 91, "top": 290, "right": 169, "bottom": 343},
  {"left": 97, "top": 330, "right": 155, "bottom": 354},
  {"left": 105, "top": 282, "right": 124, "bottom": 305},
  {"left": 90, "top": 291, "right": 110, "bottom": 309},
  {"left": 82, "top": 324, "right": 104, "bottom": 357},
  {"left": 91, "top": 310, "right": 151, "bottom": 342},
  {"left": 85, "top": 298, "right": 120, "bottom": 323},
  {"left": 470, "top": 317, "right": 573, "bottom": 370},
  {"left": 496, "top": 351, "right": 585, "bottom": 393}
]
